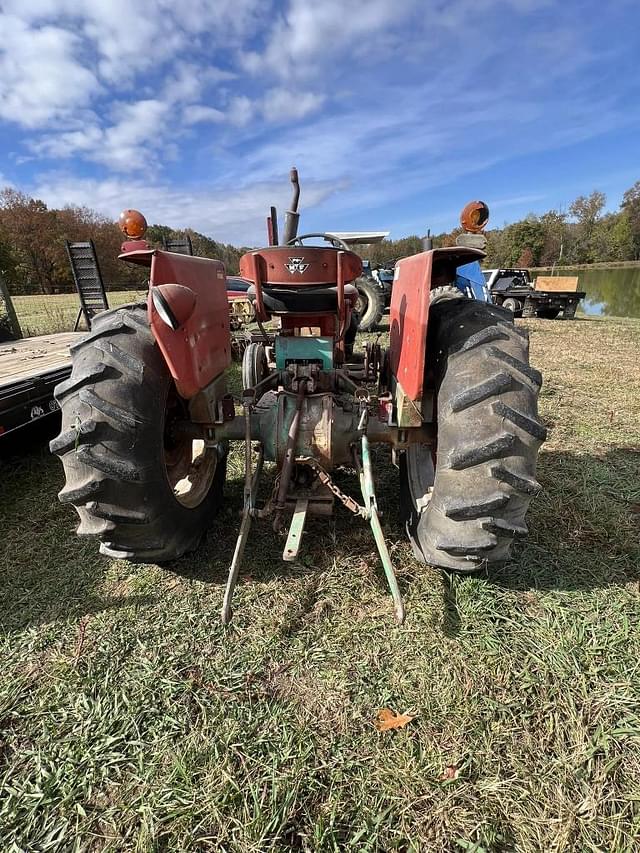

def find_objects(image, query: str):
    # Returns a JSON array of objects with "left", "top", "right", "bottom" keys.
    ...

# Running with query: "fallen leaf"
[
  {"left": 374, "top": 708, "right": 415, "bottom": 732},
  {"left": 629, "top": 504, "right": 640, "bottom": 515},
  {"left": 441, "top": 765, "right": 460, "bottom": 781}
]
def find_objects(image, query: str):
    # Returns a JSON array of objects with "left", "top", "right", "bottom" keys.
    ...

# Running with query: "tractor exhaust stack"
[{"left": 282, "top": 167, "right": 300, "bottom": 244}]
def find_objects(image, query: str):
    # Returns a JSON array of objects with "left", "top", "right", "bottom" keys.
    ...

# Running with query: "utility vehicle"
[{"left": 51, "top": 171, "right": 546, "bottom": 623}]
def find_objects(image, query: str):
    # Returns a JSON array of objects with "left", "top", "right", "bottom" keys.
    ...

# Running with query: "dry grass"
[
  {"left": 0, "top": 315, "right": 639, "bottom": 851},
  {"left": 12, "top": 292, "right": 147, "bottom": 336}
]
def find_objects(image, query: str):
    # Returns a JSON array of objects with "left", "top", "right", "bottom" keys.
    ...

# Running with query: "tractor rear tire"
[
  {"left": 354, "top": 278, "right": 384, "bottom": 331},
  {"left": 50, "top": 303, "right": 226, "bottom": 563},
  {"left": 400, "top": 300, "right": 546, "bottom": 572}
]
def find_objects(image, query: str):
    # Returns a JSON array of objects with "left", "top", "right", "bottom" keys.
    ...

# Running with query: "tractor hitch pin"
[
  {"left": 221, "top": 402, "right": 263, "bottom": 625},
  {"left": 356, "top": 435, "right": 405, "bottom": 625}
]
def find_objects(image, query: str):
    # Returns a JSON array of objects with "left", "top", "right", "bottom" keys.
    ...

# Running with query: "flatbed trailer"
[
  {"left": 0, "top": 333, "right": 82, "bottom": 438},
  {"left": 519, "top": 287, "right": 585, "bottom": 319},
  {"left": 483, "top": 269, "right": 585, "bottom": 319}
]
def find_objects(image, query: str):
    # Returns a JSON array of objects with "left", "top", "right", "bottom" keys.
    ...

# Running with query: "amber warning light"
[
  {"left": 119, "top": 208, "right": 148, "bottom": 239},
  {"left": 460, "top": 201, "right": 489, "bottom": 234}
]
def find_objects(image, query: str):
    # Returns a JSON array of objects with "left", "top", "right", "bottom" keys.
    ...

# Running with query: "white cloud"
[
  {"left": 261, "top": 88, "right": 325, "bottom": 122},
  {"left": 32, "top": 126, "right": 104, "bottom": 159},
  {"left": 183, "top": 106, "right": 226, "bottom": 125},
  {"left": 98, "top": 100, "right": 173, "bottom": 170},
  {"left": 31, "top": 99, "right": 173, "bottom": 171},
  {"left": 227, "top": 96, "right": 254, "bottom": 127},
  {"left": 2, "top": 0, "right": 637, "bottom": 244},
  {"left": 30, "top": 172, "right": 340, "bottom": 245},
  {"left": 0, "top": 15, "right": 99, "bottom": 128},
  {"left": 243, "top": 0, "right": 417, "bottom": 76},
  {"left": 1, "top": 0, "right": 266, "bottom": 83},
  {"left": 0, "top": 0, "right": 265, "bottom": 133}
]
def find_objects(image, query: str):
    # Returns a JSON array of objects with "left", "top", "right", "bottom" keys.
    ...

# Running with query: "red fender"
[
  {"left": 389, "top": 247, "right": 485, "bottom": 404},
  {"left": 144, "top": 249, "right": 230, "bottom": 399}
]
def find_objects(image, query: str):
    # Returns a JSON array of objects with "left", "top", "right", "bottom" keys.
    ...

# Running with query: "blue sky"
[{"left": 1, "top": 0, "right": 639, "bottom": 245}]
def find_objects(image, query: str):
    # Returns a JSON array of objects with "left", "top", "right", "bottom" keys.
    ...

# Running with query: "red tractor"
[{"left": 51, "top": 170, "right": 546, "bottom": 624}]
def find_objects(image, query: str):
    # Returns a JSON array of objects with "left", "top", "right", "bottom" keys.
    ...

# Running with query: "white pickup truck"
[{"left": 483, "top": 268, "right": 585, "bottom": 319}]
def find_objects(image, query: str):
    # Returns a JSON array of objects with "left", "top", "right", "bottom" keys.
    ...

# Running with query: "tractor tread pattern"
[
  {"left": 58, "top": 479, "right": 106, "bottom": 505},
  {"left": 69, "top": 309, "right": 145, "bottom": 352},
  {"left": 482, "top": 517, "right": 528, "bottom": 537},
  {"left": 457, "top": 326, "right": 509, "bottom": 354},
  {"left": 492, "top": 400, "right": 547, "bottom": 441},
  {"left": 448, "top": 434, "right": 517, "bottom": 470},
  {"left": 443, "top": 493, "right": 510, "bottom": 520},
  {"left": 355, "top": 277, "right": 385, "bottom": 331},
  {"left": 487, "top": 346, "right": 542, "bottom": 387},
  {"left": 52, "top": 303, "right": 225, "bottom": 562},
  {"left": 86, "top": 502, "right": 150, "bottom": 525},
  {"left": 75, "top": 446, "right": 143, "bottom": 481},
  {"left": 401, "top": 297, "right": 545, "bottom": 571},
  {"left": 436, "top": 532, "right": 498, "bottom": 556},
  {"left": 49, "top": 419, "right": 97, "bottom": 455},
  {"left": 450, "top": 373, "right": 512, "bottom": 412},
  {"left": 94, "top": 338, "right": 147, "bottom": 381},
  {"left": 54, "top": 364, "right": 110, "bottom": 401},
  {"left": 491, "top": 465, "right": 541, "bottom": 496},
  {"left": 78, "top": 388, "right": 142, "bottom": 429}
]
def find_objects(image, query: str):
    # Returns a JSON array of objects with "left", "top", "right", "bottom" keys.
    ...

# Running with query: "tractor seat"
[{"left": 247, "top": 283, "right": 358, "bottom": 314}]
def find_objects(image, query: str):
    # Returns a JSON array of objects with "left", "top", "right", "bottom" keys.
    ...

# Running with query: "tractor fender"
[
  {"left": 389, "top": 246, "right": 485, "bottom": 423},
  {"left": 146, "top": 250, "right": 231, "bottom": 399}
]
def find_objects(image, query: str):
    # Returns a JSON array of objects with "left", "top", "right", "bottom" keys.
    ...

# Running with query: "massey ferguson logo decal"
[{"left": 285, "top": 257, "right": 309, "bottom": 274}]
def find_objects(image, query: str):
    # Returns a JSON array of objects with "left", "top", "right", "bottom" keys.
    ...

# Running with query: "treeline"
[
  {"left": 144, "top": 224, "right": 246, "bottom": 279},
  {"left": 2, "top": 180, "right": 640, "bottom": 295},
  {"left": 361, "top": 181, "right": 640, "bottom": 269},
  {"left": 0, "top": 188, "right": 246, "bottom": 295}
]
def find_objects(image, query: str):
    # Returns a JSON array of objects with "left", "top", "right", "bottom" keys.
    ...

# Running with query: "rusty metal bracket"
[{"left": 296, "top": 456, "right": 367, "bottom": 517}]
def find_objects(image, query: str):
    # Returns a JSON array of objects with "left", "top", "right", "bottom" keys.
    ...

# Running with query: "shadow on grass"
[
  {"left": 485, "top": 447, "right": 640, "bottom": 593},
  {"left": 0, "top": 419, "right": 157, "bottom": 635},
  {"left": 2, "top": 422, "right": 638, "bottom": 635}
]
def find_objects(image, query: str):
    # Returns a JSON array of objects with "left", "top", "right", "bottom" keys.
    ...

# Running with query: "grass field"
[
  {"left": 1, "top": 316, "right": 639, "bottom": 851},
  {"left": 12, "top": 292, "right": 147, "bottom": 336}
]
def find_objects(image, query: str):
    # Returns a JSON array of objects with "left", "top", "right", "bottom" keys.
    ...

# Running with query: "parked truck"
[
  {"left": 483, "top": 269, "right": 585, "bottom": 320},
  {"left": 483, "top": 268, "right": 585, "bottom": 319}
]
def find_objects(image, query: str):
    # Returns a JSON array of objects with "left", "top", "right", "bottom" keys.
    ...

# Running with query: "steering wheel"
[{"left": 286, "top": 232, "right": 351, "bottom": 251}]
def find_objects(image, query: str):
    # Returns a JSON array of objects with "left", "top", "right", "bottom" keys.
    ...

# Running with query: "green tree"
[
  {"left": 146, "top": 224, "right": 175, "bottom": 246},
  {"left": 567, "top": 190, "right": 606, "bottom": 263},
  {"left": 621, "top": 180, "right": 640, "bottom": 259},
  {"left": 500, "top": 217, "right": 545, "bottom": 266},
  {"left": 538, "top": 210, "right": 567, "bottom": 267}
]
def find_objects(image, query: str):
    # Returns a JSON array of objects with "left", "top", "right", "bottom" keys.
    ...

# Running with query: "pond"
[{"left": 536, "top": 265, "right": 640, "bottom": 318}]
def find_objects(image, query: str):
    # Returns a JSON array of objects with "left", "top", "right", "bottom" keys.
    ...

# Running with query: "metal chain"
[{"left": 296, "top": 456, "right": 367, "bottom": 517}]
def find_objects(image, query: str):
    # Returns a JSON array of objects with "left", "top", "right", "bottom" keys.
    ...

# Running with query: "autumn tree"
[{"left": 0, "top": 189, "right": 60, "bottom": 294}]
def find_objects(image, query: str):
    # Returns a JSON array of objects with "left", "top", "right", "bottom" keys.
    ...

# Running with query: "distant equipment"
[
  {"left": 483, "top": 268, "right": 585, "bottom": 319},
  {"left": 162, "top": 235, "right": 194, "bottom": 256},
  {"left": 65, "top": 241, "right": 110, "bottom": 330}
]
